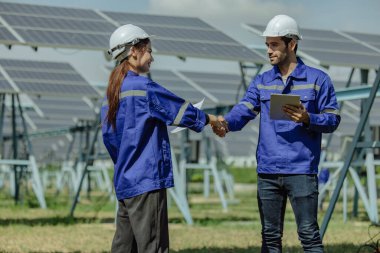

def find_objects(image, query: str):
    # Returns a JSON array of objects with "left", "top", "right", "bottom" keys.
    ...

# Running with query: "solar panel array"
[
  {"left": 0, "top": 1, "right": 266, "bottom": 63},
  {"left": 243, "top": 24, "right": 380, "bottom": 69},
  {"left": 0, "top": 59, "right": 99, "bottom": 97},
  {"left": 0, "top": 58, "right": 100, "bottom": 152}
]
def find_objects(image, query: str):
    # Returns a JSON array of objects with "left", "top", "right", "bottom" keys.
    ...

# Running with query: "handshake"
[{"left": 208, "top": 114, "right": 229, "bottom": 137}]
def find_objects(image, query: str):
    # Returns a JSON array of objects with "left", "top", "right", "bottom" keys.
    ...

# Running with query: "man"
[{"left": 213, "top": 15, "right": 340, "bottom": 253}]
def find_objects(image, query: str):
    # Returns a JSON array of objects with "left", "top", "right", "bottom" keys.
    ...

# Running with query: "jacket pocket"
[{"left": 299, "top": 90, "right": 317, "bottom": 113}]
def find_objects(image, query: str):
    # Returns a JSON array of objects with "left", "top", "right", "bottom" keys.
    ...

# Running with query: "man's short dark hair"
[{"left": 281, "top": 37, "right": 298, "bottom": 54}]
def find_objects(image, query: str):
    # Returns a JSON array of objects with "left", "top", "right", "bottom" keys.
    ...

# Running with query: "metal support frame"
[
  {"left": 0, "top": 94, "right": 5, "bottom": 159},
  {"left": 0, "top": 92, "right": 46, "bottom": 208},
  {"left": 324, "top": 67, "right": 355, "bottom": 151},
  {"left": 320, "top": 67, "right": 380, "bottom": 238},
  {"left": 236, "top": 62, "right": 263, "bottom": 103},
  {"left": 179, "top": 131, "right": 229, "bottom": 212},
  {"left": 70, "top": 118, "right": 100, "bottom": 216}
]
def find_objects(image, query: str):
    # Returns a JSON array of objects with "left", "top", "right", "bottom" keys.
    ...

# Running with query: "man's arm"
[{"left": 222, "top": 76, "right": 261, "bottom": 132}]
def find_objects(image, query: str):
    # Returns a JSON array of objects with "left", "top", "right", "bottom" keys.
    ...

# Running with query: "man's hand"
[
  {"left": 208, "top": 114, "right": 229, "bottom": 137},
  {"left": 282, "top": 103, "right": 310, "bottom": 126}
]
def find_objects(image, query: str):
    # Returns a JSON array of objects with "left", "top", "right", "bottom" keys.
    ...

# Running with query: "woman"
[{"left": 101, "top": 24, "right": 222, "bottom": 253}]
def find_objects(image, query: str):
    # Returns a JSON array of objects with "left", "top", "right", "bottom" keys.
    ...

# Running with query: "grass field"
[{"left": 0, "top": 180, "right": 379, "bottom": 253}]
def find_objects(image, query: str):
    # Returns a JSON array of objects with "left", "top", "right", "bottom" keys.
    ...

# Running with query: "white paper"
[{"left": 171, "top": 98, "right": 205, "bottom": 134}]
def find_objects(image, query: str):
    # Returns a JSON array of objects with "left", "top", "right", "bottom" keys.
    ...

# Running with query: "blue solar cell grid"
[
  {"left": 0, "top": 2, "right": 266, "bottom": 62},
  {"left": 101, "top": 11, "right": 213, "bottom": 29},
  {"left": 0, "top": 59, "right": 99, "bottom": 97},
  {"left": 0, "top": 26, "right": 18, "bottom": 42}
]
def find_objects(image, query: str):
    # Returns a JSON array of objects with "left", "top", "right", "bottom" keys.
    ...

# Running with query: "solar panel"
[
  {"left": 101, "top": 11, "right": 212, "bottom": 29},
  {"left": 0, "top": 59, "right": 100, "bottom": 97},
  {"left": 0, "top": 58, "right": 73, "bottom": 70},
  {"left": 14, "top": 29, "right": 109, "bottom": 49},
  {"left": 32, "top": 97, "right": 91, "bottom": 108},
  {"left": 102, "top": 11, "right": 266, "bottom": 62},
  {"left": 0, "top": 2, "right": 100, "bottom": 20},
  {"left": 300, "top": 39, "right": 375, "bottom": 55},
  {"left": 0, "top": 26, "right": 18, "bottom": 42},
  {"left": 26, "top": 96, "right": 97, "bottom": 133},
  {"left": 0, "top": 2, "right": 113, "bottom": 50},
  {"left": 153, "top": 71, "right": 213, "bottom": 107},
  {"left": 341, "top": 31, "right": 380, "bottom": 50},
  {"left": 179, "top": 71, "right": 244, "bottom": 104},
  {"left": 0, "top": 2, "right": 266, "bottom": 63},
  {"left": 243, "top": 23, "right": 380, "bottom": 69},
  {"left": 0, "top": 79, "right": 12, "bottom": 91},
  {"left": 39, "top": 107, "right": 94, "bottom": 119},
  {"left": 300, "top": 49, "right": 380, "bottom": 69},
  {"left": 140, "top": 25, "right": 236, "bottom": 44},
  {"left": 0, "top": 75, "right": 15, "bottom": 93},
  {"left": 2, "top": 14, "right": 114, "bottom": 33},
  {"left": 152, "top": 40, "right": 260, "bottom": 62}
]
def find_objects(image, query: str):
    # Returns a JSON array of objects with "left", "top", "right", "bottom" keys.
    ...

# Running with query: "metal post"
[
  {"left": 361, "top": 69, "right": 378, "bottom": 223},
  {"left": 320, "top": 67, "right": 380, "bottom": 239},
  {"left": 85, "top": 121, "right": 92, "bottom": 199},
  {"left": 70, "top": 119, "right": 100, "bottom": 217},
  {"left": 352, "top": 187, "right": 359, "bottom": 217},
  {"left": 65, "top": 131, "right": 76, "bottom": 161},
  {"left": 16, "top": 95, "right": 32, "bottom": 156},
  {"left": 16, "top": 94, "right": 46, "bottom": 208},
  {"left": 0, "top": 94, "right": 5, "bottom": 159},
  {"left": 11, "top": 94, "right": 19, "bottom": 204}
]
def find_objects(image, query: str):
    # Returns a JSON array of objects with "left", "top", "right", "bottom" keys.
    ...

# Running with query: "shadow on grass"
[
  {"left": 169, "top": 216, "right": 260, "bottom": 225},
  {"left": 0, "top": 216, "right": 115, "bottom": 226},
  {"left": 172, "top": 243, "right": 374, "bottom": 253}
]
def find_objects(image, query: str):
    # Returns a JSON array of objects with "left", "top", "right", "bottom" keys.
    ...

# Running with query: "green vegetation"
[
  {"left": 0, "top": 183, "right": 378, "bottom": 252},
  {"left": 188, "top": 167, "right": 257, "bottom": 184}
]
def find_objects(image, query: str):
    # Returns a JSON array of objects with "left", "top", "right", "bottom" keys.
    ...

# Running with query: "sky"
[{"left": 1, "top": 0, "right": 379, "bottom": 87}]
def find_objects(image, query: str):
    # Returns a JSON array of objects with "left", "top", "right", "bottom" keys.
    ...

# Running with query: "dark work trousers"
[
  {"left": 257, "top": 174, "right": 324, "bottom": 253},
  {"left": 111, "top": 189, "right": 169, "bottom": 253}
]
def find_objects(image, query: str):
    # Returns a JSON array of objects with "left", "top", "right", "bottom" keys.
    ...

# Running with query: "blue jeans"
[{"left": 257, "top": 174, "right": 324, "bottom": 253}]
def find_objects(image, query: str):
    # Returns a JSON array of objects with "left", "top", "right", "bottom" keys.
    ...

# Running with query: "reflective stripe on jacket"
[
  {"left": 101, "top": 71, "right": 207, "bottom": 200},
  {"left": 225, "top": 58, "right": 340, "bottom": 174}
]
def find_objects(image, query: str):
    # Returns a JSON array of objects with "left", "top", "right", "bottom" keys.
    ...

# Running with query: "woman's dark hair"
[
  {"left": 281, "top": 36, "right": 298, "bottom": 54},
  {"left": 106, "top": 38, "right": 150, "bottom": 129}
]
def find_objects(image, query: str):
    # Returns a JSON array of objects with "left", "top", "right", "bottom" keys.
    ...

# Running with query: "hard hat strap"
[{"left": 107, "top": 39, "right": 140, "bottom": 55}]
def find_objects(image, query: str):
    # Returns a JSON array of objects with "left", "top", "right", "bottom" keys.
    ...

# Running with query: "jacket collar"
[
  {"left": 269, "top": 57, "right": 307, "bottom": 82},
  {"left": 127, "top": 70, "right": 139, "bottom": 76}
]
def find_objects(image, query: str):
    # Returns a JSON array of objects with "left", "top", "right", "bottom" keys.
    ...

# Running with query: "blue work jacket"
[
  {"left": 101, "top": 71, "right": 207, "bottom": 200},
  {"left": 225, "top": 58, "right": 340, "bottom": 174}
]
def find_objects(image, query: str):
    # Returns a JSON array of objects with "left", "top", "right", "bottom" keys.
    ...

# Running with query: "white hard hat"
[
  {"left": 108, "top": 24, "right": 151, "bottom": 61},
  {"left": 262, "top": 15, "right": 302, "bottom": 40}
]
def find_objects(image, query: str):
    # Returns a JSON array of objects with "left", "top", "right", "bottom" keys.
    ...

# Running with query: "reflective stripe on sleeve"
[
  {"left": 119, "top": 90, "right": 147, "bottom": 99},
  {"left": 239, "top": 101, "right": 259, "bottom": 115},
  {"left": 173, "top": 101, "right": 190, "bottom": 126},
  {"left": 321, "top": 109, "right": 340, "bottom": 115},
  {"left": 102, "top": 90, "right": 147, "bottom": 107}
]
